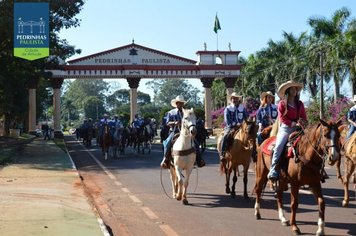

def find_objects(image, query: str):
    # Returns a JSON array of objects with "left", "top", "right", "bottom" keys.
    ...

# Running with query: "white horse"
[{"left": 169, "top": 108, "right": 197, "bottom": 205}]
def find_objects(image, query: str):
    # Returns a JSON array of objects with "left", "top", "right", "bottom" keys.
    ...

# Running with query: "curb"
[{"left": 63, "top": 137, "right": 111, "bottom": 236}]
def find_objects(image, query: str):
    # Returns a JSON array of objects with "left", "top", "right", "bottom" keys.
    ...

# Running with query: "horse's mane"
[{"left": 295, "top": 123, "right": 321, "bottom": 157}]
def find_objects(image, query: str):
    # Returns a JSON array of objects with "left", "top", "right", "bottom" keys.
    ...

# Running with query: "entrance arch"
[{"left": 31, "top": 42, "right": 242, "bottom": 137}]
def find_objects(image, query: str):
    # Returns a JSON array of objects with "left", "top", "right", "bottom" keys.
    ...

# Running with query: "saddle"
[{"left": 262, "top": 130, "right": 303, "bottom": 160}]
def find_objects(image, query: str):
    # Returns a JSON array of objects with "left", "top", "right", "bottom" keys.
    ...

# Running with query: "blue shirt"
[
  {"left": 166, "top": 108, "right": 183, "bottom": 133},
  {"left": 132, "top": 118, "right": 144, "bottom": 129},
  {"left": 224, "top": 104, "right": 248, "bottom": 129},
  {"left": 256, "top": 104, "right": 278, "bottom": 128}
]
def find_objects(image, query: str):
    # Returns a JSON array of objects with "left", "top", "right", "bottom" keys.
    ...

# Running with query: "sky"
[{"left": 59, "top": 0, "right": 356, "bottom": 100}]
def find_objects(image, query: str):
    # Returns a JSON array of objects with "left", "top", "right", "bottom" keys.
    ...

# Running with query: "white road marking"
[
  {"left": 141, "top": 207, "right": 158, "bottom": 220},
  {"left": 159, "top": 224, "right": 180, "bottom": 236}
]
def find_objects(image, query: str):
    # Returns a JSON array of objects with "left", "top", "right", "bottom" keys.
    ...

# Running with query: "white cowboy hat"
[
  {"left": 260, "top": 91, "right": 274, "bottom": 101},
  {"left": 277, "top": 80, "right": 303, "bottom": 99},
  {"left": 352, "top": 95, "right": 356, "bottom": 102},
  {"left": 230, "top": 92, "right": 243, "bottom": 100},
  {"left": 171, "top": 95, "right": 187, "bottom": 107}
]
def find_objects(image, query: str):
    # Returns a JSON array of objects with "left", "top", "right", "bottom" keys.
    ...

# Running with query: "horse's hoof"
[
  {"left": 342, "top": 200, "right": 349, "bottom": 207},
  {"left": 255, "top": 213, "right": 261, "bottom": 220},
  {"left": 226, "top": 188, "right": 231, "bottom": 194},
  {"left": 230, "top": 192, "right": 236, "bottom": 198},
  {"left": 182, "top": 199, "right": 188, "bottom": 205},
  {"left": 292, "top": 228, "right": 301, "bottom": 235},
  {"left": 176, "top": 196, "right": 182, "bottom": 201},
  {"left": 281, "top": 220, "right": 289, "bottom": 226}
]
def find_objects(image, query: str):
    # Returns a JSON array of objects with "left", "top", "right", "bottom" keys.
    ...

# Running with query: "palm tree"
[{"left": 308, "top": 7, "right": 352, "bottom": 101}]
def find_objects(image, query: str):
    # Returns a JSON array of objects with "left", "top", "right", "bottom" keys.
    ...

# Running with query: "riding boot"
[
  {"left": 220, "top": 135, "right": 227, "bottom": 161},
  {"left": 195, "top": 151, "right": 205, "bottom": 168}
]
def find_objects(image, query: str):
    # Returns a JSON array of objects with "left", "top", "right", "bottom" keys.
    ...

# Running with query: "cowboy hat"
[
  {"left": 277, "top": 80, "right": 303, "bottom": 99},
  {"left": 230, "top": 92, "right": 243, "bottom": 99},
  {"left": 171, "top": 95, "right": 187, "bottom": 107},
  {"left": 260, "top": 91, "right": 274, "bottom": 101}
]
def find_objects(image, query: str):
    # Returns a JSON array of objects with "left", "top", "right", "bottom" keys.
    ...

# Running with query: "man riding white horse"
[{"left": 160, "top": 95, "right": 205, "bottom": 169}]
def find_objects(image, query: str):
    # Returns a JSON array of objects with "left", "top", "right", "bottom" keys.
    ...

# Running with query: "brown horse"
[
  {"left": 254, "top": 119, "right": 342, "bottom": 235},
  {"left": 217, "top": 119, "right": 258, "bottom": 199},
  {"left": 101, "top": 124, "right": 113, "bottom": 160},
  {"left": 340, "top": 131, "right": 356, "bottom": 207}
]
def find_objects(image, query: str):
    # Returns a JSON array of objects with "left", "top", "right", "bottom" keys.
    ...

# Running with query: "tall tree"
[
  {"left": 308, "top": 7, "right": 352, "bottom": 101},
  {"left": 63, "top": 79, "right": 108, "bottom": 119}
]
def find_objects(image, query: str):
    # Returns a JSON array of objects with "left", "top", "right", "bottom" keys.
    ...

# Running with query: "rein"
[{"left": 298, "top": 124, "right": 339, "bottom": 174}]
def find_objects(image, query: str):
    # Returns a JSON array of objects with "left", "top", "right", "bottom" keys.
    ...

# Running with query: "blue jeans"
[
  {"left": 268, "top": 124, "right": 296, "bottom": 179},
  {"left": 163, "top": 132, "right": 175, "bottom": 158}
]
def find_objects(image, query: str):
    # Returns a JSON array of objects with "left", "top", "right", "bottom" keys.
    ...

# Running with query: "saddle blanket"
[{"left": 262, "top": 136, "right": 276, "bottom": 156}]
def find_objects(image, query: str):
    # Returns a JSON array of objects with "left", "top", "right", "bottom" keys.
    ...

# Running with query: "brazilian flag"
[{"left": 214, "top": 14, "right": 221, "bottom": 34}]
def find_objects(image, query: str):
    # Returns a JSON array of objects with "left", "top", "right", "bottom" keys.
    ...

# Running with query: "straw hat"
[
  {"left": 230, "top": 92, "right": 243, "bottom": 100},
  {"left": 171, "top": 95, "right": 187, "bottom": 107},
  {"left": 260, "top": 91, "right": 274, "bottom": 101},
  {"left": 277, "top": 80, "right": 303, "bottom": 99}
]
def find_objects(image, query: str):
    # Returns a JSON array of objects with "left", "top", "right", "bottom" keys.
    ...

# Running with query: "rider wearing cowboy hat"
[
  {"left": 267, "top": 80, "right": 307, "bottom": 181},
  {"left": 160, "top": 95, "right": 205, "bottom": 169},
  {"left": 346, "top": 95, "right": 356, "bottom": 139},
  {"left": 220, "top": 92, "right": 248, "bottom": 161},
  {"left": 256, "top": 91, "right": 278, "bottom": 145}
]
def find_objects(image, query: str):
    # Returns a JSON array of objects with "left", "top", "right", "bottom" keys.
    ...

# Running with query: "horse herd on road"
[{"left": 76, "top": 111, "right": 355, "bottom": 236}]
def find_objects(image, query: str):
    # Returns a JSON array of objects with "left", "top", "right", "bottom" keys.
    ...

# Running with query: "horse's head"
[
  {"left": 319, "top": 118, "right": 343, "bottom": 166},
  {"left": 182, "top": 108, "right": 197, "bottom": 136},
  {"left": 240, "top": 118, "right": 258, "bottom": 148}
]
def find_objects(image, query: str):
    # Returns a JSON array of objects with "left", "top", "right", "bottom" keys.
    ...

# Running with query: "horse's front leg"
[
  {"left": 343, "top": 158, "right": 355, "bottom": 207},
  {"left": 276, "top": 180, "right": 288, "bottom": 227},
  {"left": 289, "top": 184, "right": 301, "bottom": 234},
  {"left": 231, "top": 167, "right": 237, "bottom": 197},
  {"left": 243, "top": 165, "right": 249, "bottom": 200},
  {"left": 175, "top": 166, "right": 183, "bottom": 201},
  {"left": 182, "top": 166, "right": 193, "bottom": 205},
  {"left": 169, "top": 167, "right": 178, "bottom": 199},
  {"left": 224, "top": 162, "right": 232, "bottom": 194},
  {"left": 309, "top": 183, "right": 325, "bottom": 236}
]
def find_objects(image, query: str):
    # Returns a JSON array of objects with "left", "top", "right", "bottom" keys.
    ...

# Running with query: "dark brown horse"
[
  {"left": 217, "top": 119, "right": 258, "bottom": 199},
  {"left": 253, "top": 119, "right": 342, "bottom": 235}
]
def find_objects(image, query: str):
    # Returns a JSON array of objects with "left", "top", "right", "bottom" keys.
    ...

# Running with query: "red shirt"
[{"left": 278, "top": 100, "right": 307, "bottom": 127}]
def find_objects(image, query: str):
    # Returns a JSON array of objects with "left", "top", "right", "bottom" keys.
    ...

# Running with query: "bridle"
[{"left": 301, "top": 123, "right": 340, "bottom": 166}]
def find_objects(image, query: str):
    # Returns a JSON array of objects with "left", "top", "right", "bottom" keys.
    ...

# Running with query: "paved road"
[{"left": 65, "top": 135, "right": 356, "bottom": 236}]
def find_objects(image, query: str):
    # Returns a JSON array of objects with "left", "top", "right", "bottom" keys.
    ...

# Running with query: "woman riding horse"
[
  {"left": 256, "top": 91, "right": 278, "bottom": 145},
  {"left": 254, "top": 118, "right": 342, "bottom": 235},
  {"left": 267, "top": 80, "right": 307, "bottom": 181}
]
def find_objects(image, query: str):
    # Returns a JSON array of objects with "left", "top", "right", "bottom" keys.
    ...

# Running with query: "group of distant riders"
[{"left": 76, "top": 114, "right": 157, "bottom": 150}]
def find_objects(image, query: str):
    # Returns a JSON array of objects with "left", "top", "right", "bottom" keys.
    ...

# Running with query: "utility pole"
[{"left": 319, "top": 50, "right": 325, "bottom": 120}]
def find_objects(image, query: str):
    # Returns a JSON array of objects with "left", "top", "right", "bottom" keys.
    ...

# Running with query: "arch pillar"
[
  {"left": 51, "top": 78, "right": 64, "bottom": 138},
  {"left": 200, "top": 77, "right": 214, "bottom": 131},
  {"left": 127, "top": 78, "right": 140, "bottom": 123},
  {"left": 223, "top": 77, "right": 237, "bottom": 103},
  {"left": 28, "top": 77, "right": 38, "bottom": 135}
]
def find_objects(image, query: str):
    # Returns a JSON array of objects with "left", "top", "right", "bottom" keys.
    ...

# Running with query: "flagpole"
[{"left": 216, "top": 32, "right": 218, "bottom": 50}]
